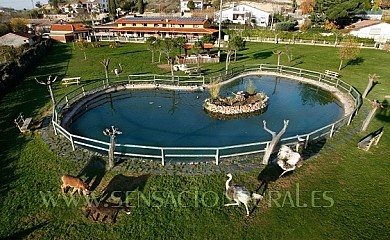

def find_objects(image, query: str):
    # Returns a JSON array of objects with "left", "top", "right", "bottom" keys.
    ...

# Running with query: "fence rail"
[{"left": 53, "top": 64, "right": 361, "bottom": 165}]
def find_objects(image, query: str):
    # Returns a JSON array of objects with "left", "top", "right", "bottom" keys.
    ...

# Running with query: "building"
[
  {"left": 180, "top": 0, "right": 204, "bottom": 13},
  {"left": 79, "top": 0, "right": 109, "bottom": 13},
  {"left": 215, "top": 3, "right": 270, "bottom": 27},
  {"left": 355, "top": 10, "right": 383, "bottom": 20},
  {"left": 111, "top": 17, "right": 218, "bottom": 39},
  {"left": 27, "top": 19, "right": 59, "bottom": 35},
  {"left": 50, "top": 24, "right": 92, "bottom": 43},
  {"left": 0, "top": 32, "right": 36, "bottom": 48},
  {"left": 348, "top": 20, "right": 390, "bottom": 43}
]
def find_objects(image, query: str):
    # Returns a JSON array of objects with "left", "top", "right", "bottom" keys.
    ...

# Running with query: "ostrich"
[
  {"left": 225, "top": 173, "right": 263, "bottom": 216},
  {"left": 112, "top": 63, "right": 123, "bottom": 76},
  {"left": 276, "top": 145, "right": 303, "bottom": 177}
]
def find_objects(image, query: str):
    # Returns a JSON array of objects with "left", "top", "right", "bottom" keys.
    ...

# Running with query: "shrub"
[{"left": 275, "top": 21, "right": 297, "bottom": 31}]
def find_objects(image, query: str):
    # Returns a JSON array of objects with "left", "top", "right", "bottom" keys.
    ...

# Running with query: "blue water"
[{"left": 67, "top": 76, "right": 344, "bottom": 147}]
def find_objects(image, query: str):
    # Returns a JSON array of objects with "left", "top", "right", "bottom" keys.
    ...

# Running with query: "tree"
[
  {"left": 362, "top": 74, "right": 379, "bottom": 99},
  {"left": 372, "top": 0, "right": 382, "bottom": 10},
  {"left": 159, "top": 39, "right": 175, "bottom": 79},
  {"left": 10, "top": 18, "right": 28, "bottom": 32},
  {"left": 300, "top": 0, "right": 315, "bottom": 14},
  {"left": 35, "top": 1, "right": 42, "bottom": 8},
  {"left": 273, "top": 50, "right": 283, "bottom": 65},
  {"left": 292, "top": 0, "right": 298, "bottom": 12},
  {"left": 173, "top": 36, "right": 187, "bottom": 57},
  {"left": 145, "top": 36, "right": 157, "bottom": 63},
  {"left": 363, "top": 0, "right": 372, "bottom": 10},
  {"left": 338, "top": 38, "right": 360, "bottom": 70},
  {"left": 100, "top": 58, "right": 110, "bottom": 85},
  {"left": 35, "top": 75, "right": 58, "bottom": 106},
  {"left": 361, "top": 100, "right": 382, "bottom": 132},
  {"left": 137, "top": 0, "right": 144, "bottom": 14},
  {"left": 229, "top": 35, "right": 245, "bottom": 61},
  {"left": 202, "top": 34, "right": 216, "bottom": 44},
  {"left": 187, "top": 0, "right": 196, "bottom": 11},
  {"left": 262, "top": 120, "right": 289, "bottom": 165},
  {"left": 193, "top": 40, "right": 204, "bottom": 69},
  {"left": 382, "top": 0, "right": 390, "bottom": 8},
  {"left": 326, "top": 0, "right": 364, "bottom": 22}
]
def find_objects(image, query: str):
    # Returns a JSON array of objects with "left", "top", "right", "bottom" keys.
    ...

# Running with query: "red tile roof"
[
  {"left": 183, "top": 43, "right": 214, "bottom": 49},
  {"left": 111, "top": 27, "right": 218, "bottom": 34},
  {"left": 51, "top": 24, "right": 91, "bottom": 32}
]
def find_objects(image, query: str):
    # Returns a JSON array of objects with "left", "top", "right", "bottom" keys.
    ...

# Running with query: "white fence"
[{"left": 53, "top": 64, "right": 361, "bottom": 165}]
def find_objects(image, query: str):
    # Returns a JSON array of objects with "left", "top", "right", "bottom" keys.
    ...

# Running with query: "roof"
[
  {"left": 116, "top": 17, "right": 208, "bottom": 25},
  {"left": 183, "top": 43, "right": 214, "bottom": 49},
  {"left": 111, "top": 27, "right": 218, "bottom": 34},
  {"left": 50, "top": 24, "right": 92, "bottom": 32},
  {"left": 0, "top": 32, "right": 35, "bottom": 47},
  {"left": 0, "top": 32, "right": 34, "bottom": 40},
  {"left": 347, "top": 20, "right": 382, "bottom": 30}
]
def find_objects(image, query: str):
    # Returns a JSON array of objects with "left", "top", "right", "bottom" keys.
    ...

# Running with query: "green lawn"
[{"left": 0, "top": 41, "right": 389, "bottom": 239}]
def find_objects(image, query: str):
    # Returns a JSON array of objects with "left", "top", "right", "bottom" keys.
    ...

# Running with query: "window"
[
  {"left": 144, "top": 23, "right": 147, "bottom": 26},
  {"left": 133, "top": 23, "right": 136, "bottom": 26},
  {"left": 180, "top": 24, "right": 184, "bottom": 27},
  {"left": 154, "top": 24, "right": 159, "bottom": 27},
  {"left": 193, "top": 25, "right": 199, "bottom": 28},
  {"left": 162, "top": 24, "right": 166, "bottom": 27},
  {"left": 121, "top": 23, "right": 126, "bottom": 26}
]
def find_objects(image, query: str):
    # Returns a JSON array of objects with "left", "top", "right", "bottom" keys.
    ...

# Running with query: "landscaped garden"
[{"left": 0, "top": 40, "right": 389, "bottom": 239}]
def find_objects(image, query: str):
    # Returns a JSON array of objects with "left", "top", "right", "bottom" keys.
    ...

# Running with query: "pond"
[{"left": 67, "top": 75, "right": 344, "bottom": 147}]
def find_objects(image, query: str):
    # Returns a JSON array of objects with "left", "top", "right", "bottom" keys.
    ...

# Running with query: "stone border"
[{"left": 204, "top": 94, "right": 269, "bottom": 115}]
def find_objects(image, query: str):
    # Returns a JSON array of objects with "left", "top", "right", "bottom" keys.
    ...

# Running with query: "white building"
[
  {"left": 348, "top": 20, "right": 390, "bottom": 43},
  {"left": 215, "top": 3, "right": 270, "bottom": 27},
  {"left": 80, "top": 0, "right": 109, "bottom": 13},
  {"left": 180, "top": 0, "right": 204, "bottom": 13},
  {"left": 0, "top": 32, "right": 36, "bottom": 48}
]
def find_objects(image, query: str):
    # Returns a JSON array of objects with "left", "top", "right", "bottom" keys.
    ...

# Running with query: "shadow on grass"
[
  {"left": 77, "top": 156, "right": 106, "bottom": 191},
  {"left": 376, "top": 99, "right": 389, "bottom": 123},
  {"left": 253, "top": 51, "right": 273, "bottom": 60},
  {"left": 347, "top": 56, "right": 364, "bottom": 66},
  {"left": 3, "top": 221, "right": 48, "bottom": 240},
  {"left": 101, "top": 174, "right": 150, "bottom": 202}
]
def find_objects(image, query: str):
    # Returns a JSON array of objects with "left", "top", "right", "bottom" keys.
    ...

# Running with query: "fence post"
[
  {"left": 53, "top": 121, "right": 58, "bottom": 135},
  {"left": 304, "top": 134, "right": 310, "bottom": 149},
  {"left": 336, "top": 79, "right": 339, "bottom": 88},
  {"left": 82, "top": 87, "right": 86, "bottom": 97},
  {"left": 215, "top": 148, "right": 220, "bottom": 165},
  {"left": 161, "top": 148, "right": 165, "bottom": 166},
  {"left": 65, "top": 96, "right": 69, "bottom": 108},
  {"left": 348, "top": 112, "right": 354, "bottom": 125},
  {"left": 329, "top": 124, "right": 335, "bottom": 137},
  {"left": 69, "top": 135, "right": 75, "bottom": 151}
]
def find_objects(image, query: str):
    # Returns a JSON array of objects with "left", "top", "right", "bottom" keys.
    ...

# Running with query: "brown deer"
[
  {"left": 61, "top": 175, "right": 90, "bottom": 196},
  {"left": 83, "top": 201, "right": 131, "bottom": 223}
]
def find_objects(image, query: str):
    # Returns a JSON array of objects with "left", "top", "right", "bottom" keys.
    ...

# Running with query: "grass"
[{"left": 0, "top": 41, "right": 389, "bottom": 239}]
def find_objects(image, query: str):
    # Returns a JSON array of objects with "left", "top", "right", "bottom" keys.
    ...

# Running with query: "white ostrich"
[
  {"left": 112, "top": 63, "right": 123, "bottom": 76},
  {"left": 276, "top": 145, "right": 303, "bottom": 177},
  {"left": 225, "top": 173, "right": 263, "bottom": 216}
]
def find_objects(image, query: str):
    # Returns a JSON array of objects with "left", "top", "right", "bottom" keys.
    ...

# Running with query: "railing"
[{"left": 52, "top": 65, "right": 361, "bottom": 165}]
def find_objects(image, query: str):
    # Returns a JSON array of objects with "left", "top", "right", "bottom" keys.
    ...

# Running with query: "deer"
[
  {"left": 83, "top": 201, "right": 131, "bottom": 223},
  {"left": 61, "top": 175, "right": 90, "bottom": 196}
]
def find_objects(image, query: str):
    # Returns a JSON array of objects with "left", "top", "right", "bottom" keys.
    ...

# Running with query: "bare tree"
[
  {"left": 361, "top": 100, "right": 382, "bottom": 133},
  {"left": 103, "top": 126, "right": 122, "bottom": 170},
  {"left": 362, "top": 74, "right": 379, "bottom": 99},
  {"left": 35, "top": 75, "right": 57, "bottom": 106},
  {"left": 100, "top": 58, "right": 110, "bottom": 85},
  {"left": 262, "top": 120, "right": 289, "bottom": 165},
  {"left": 273, "top": 50, "right": 283, "bottom": 65}
]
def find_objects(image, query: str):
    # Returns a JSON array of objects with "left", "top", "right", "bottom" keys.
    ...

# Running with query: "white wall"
[
  {"left": 216, "top": 4, "right": 270, "bottom": 27},
  {"left": 350, "top": 23, "right": 390, "bottom": 43}
]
